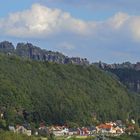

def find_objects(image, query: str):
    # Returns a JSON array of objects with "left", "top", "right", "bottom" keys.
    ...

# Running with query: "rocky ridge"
[
  {"left": 94, "top": 61, "right": 140, "bottom": 71},
  {"left": 94, "top": 61, "right": 140, "bottom": 93},
  {"left": 1, "top": 41, "right": 140, "bottom": 94},
  {"left": 0, "top": 41, "right": 89, "bottom": 65}
]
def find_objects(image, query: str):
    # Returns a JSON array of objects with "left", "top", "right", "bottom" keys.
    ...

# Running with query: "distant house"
[
  {"left": 115, "top": 126, "right": 124, "bottom": 134},
  {"left": 9, "top": 125, "right": 15, "bottom": 132},
  {"left": 87, "top": 126, "right": 97, "bottom": 135},
  {"left": 81, "top": 127, "right": 90, "bottom": 136},
  {"left": 16, "top": 125, "right": 26, "bottom": 134},
  {"left": 96, "top": 122, "right": 124, "bottom": 135},
  {"left": 38, "top": 126, "right": 49, "bottom": 136},
  {"left": 69, "top": 128, "right": 78, "bottom": 135},
  {"left": 49, "top": 126, "right": 69, "bottom": 136},
  {"left": 96, "top": 124, "right": 112, "bottom": 133},
  {"left": 15, "top": 125, "right": 32, "bottom": 136},
  {"left": 26, "top": 130, "right": 32, "bottom": 136}
]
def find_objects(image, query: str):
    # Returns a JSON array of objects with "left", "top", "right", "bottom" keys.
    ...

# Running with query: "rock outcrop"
[
  {"left": 94, "top": 61, "right": 140, "bottom": 93},
  {"left": 94, "top": 61, "right": 140, "bottom": 71},
  {"left": 0, "top": 41, "right": 89, "bottom": 65},
  {"left": 0, "top": 41, "right": 15, "bottom": 54}
]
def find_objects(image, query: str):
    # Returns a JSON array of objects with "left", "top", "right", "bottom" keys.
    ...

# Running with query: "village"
[{"left": 6, "top": 119, "right": 138, "bottom": 139}]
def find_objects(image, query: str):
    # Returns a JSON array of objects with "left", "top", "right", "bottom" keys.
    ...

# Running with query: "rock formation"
[{"left": 0, "top": 41, "right": 89, "bottom": 65}]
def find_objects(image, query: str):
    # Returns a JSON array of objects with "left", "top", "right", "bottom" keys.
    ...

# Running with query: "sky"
[{"left": 1, "top": 0, "right": 140, "bottom": 63}]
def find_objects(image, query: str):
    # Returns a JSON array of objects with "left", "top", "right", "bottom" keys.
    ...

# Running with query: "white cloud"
[
  {"left": 129, "top": 17, "right": 140, "bottom": 41},
  {"left": 107, "top": 12, "right": 129, "bottom": 29},
  {"left": 92, "top": 12, "right": 140, "bottom": 42},
  {"left": 1, "top": 3, "right": 140, "bottom": 43},
  {"left": 0, "top": 3, "right": 90, "bottom": 38}
]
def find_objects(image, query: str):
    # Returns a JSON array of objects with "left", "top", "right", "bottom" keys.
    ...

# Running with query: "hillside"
[
  {"left": 94, "top": 62, "right": 140, "bottom": 93},
  {"left": 0, "top": 54, "right": 140, "bottom": 127}
]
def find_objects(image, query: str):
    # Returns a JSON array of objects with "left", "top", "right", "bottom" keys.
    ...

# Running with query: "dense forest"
[{"left": 0, "top": 54, "right": 140, "bottom": 128}]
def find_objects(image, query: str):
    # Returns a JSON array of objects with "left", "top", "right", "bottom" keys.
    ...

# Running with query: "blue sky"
[{"left": 1, "top": 0, "right": 140, "bottom": 63}]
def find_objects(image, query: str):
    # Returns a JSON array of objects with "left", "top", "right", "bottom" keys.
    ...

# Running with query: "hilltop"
[{"left": 0, "top": 41, "right": 89, "bottom": 65}]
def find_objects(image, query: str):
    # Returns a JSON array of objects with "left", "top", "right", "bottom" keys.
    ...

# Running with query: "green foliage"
[
  {"left": 0, "top": 119, "right": 7, "bottom": 129},
  {"left": 0, "top": 54, "right": 139, "bottom": 126}
]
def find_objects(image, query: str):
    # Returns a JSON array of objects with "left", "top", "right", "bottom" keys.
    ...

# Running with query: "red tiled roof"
[{"left": 97, "top": 124, "right": 112, "bottom": 129}]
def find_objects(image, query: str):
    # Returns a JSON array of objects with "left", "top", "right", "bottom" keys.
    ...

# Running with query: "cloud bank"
[
  {"left": 0, "top": 3, "right": 91, "bottom": 38},
  {"left": 0, "top": 3, "right": 140, "bottom": 43}
]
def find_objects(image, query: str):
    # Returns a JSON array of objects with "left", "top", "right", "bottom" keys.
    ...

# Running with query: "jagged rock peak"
[
  {"left": 0, "top": 41, "right": 89, "bottom": 65},
  {"left": 0, "top": 41, "right": 15, "bottom": 54}
]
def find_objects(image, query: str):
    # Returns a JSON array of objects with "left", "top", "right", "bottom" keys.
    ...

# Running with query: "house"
[
  {"left": 115, "top": 126, "right": 124, "bottom": 134},
  {"left": 96, "top": 122, "right": 124, "bottom": 135},
  {"left": 16, "top": 125, "right": 27, "bottom": 134},
  {"left": 96, "top": 124, "right": 112, "bottom": 133},
  {"left": 52, "top": 130, "right": 65, "bottom": 136},
  {"left": 26, "top": 130, "right": 32, "bottom": 136},
  {"left": 77, "top": 128, "right": 82, "bottom": 135},
  {"left": 87, "top": 126, "right": 97, "bottom": 135},
  {"left": 38, "top": 126, "right": 49, "bottom": 136},
  {"left": 49, "top": 126, "right": 69, "bottom": 136},
  {"left": 69, "top": 128, "right": 78, "bottom": 135},
  {"left": 81, "top": 127, "right": 90, "bottom": 135},
  {"left": 77, "top": 127, "right": 91, "bottom": 136},
  {"left": 15, "top": 125, "right": 32, "bottom": 136},
  {"left": 9, "top": 125, "right": 15, "bottom": 132}
]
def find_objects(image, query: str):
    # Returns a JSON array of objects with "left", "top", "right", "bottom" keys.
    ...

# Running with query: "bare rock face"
[
  {"left": 15, "top": 42, "right": 89, "bottom": 65},
  {"left": 134, "top": 80, "right": 140, "bottom": 92},
  {"left": 0, "top": 41, "right": 89, "bottom": 66},
  {"left": 0, "top": 41, "right": 15, "bottom": 54},
  {"left": 125, "top": 80, "right": 140, "bottom": 93},
  {"left": 135, "top": 62, "right": 140, "bottom": 71},
  {"left": 94, "top": 61, "right": 135, "bottom": 70},
  {"left": 16, "top": 43, "right": 43, "bottom": 60}
]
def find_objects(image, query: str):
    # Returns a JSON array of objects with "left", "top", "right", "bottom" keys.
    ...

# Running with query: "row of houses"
[
  {"left": 7, "top": 120, "right": 136, "bottom": 137},
  {"left": 96, "top": 122, "right": 124, "bottom": 135}
]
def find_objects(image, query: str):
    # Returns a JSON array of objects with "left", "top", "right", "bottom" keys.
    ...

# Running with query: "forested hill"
[{"left": 0, "top": 54, "right": 140, "bottom": 126}]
